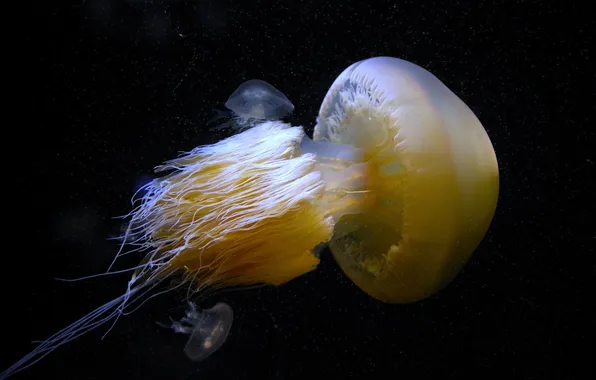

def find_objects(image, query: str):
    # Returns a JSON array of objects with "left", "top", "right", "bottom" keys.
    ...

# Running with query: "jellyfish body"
[
  {"left": 211, "top": 79, "right": 294, "bottom": 130},
  {"left": 2, "top": 56, "right": 498, "bottom": 379},
  {"left": 164, "top": 302, "right": 233, "bottom": 362}
]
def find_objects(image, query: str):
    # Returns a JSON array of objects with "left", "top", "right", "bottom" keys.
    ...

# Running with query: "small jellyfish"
[
  {"left": 2, "top": 56, "right": 498, "bottom": 379},
  {"left": 210, "top": 79, "right": 294, "bottom": 130},
  {"left": 163, "top": 302, "right": 233, "bottom": 362}
]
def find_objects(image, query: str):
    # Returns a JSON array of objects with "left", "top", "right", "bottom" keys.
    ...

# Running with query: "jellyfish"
[
  {"left": 209, "top": 79, "right": 294, "bottom": 130},
  {"left": 162, "top": 302, "right": 233, "bottom": 362},
  {"left": 1, "top": 56, "right": 498, "bottom": 379}
]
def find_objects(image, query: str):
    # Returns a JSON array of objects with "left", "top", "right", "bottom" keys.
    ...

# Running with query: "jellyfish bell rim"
[{"left": 314, "top": 56, "right": 499, "bottom": 303}]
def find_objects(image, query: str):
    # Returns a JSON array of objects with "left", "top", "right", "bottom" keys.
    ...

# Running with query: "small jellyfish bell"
[
  {"left": 210, "top": 79, "right": 294, "bottom": 130},
  {"left": 1, "top": 56, "right": 498, "bottom": 379},
  {"left": 162, "top": 302, "right": 233, "bottom": 362}
]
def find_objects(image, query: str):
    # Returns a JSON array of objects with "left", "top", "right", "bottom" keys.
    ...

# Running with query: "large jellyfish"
[
  {"left": 1, "top": 56, "right": 498, "bottom": 379},
  {"left": 210, "top": 79, "right": 294, "bottom": 130}
]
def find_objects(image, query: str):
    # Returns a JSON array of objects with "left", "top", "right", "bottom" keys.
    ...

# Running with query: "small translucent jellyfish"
[
  {"left": 210, "top": 79, "right": 294, "bottom": 130},
  {"left": 163, "top": 302, "right": 233, "bottom": 362},
  {"left": 2, "top": 56, "right": 499, "bottom": 379}
]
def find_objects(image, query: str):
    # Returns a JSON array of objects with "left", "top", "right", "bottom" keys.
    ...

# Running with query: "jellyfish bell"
[
  {"left": 311, "top": 56, "right": 499, "bottom": 302},
  {"left": 161, "top": 302, "right": 233, "bottom": 362},
  {"left": 226, "top": 79, "right": 295, "bottom": 119},
  {"left": 210, "top": 79, "right": 295, "bottom": 130},
  {"left": 1, "top": 56, "right": 498, "bottom": 379}
]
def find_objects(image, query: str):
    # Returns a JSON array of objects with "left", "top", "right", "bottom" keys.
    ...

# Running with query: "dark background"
[{"left": 5, "top": 0, "right": 593, "bottom": 379}]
